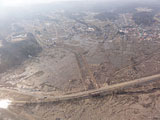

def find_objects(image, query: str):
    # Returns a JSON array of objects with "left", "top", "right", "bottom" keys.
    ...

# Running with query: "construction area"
[{"left": 1, "top": 0, "right": 160, "bottom": 120}]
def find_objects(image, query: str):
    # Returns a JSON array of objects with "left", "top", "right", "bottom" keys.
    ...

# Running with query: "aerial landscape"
[{"left": 0, "top": 0, "right": 160, "bottom": 119}]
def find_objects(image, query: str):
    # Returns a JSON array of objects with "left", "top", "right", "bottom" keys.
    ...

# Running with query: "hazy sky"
[
  {"left": 0, "top": 0, "right": 130, "bottom": 6},
  {"left": 0, "top": 0, "right": 152, "bottom": 7},
  {"left": 1, "top": 0, "right": 82, "bottom": 6}
]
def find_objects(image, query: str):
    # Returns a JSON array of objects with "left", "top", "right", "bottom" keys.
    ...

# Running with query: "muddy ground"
[{"left": 0, "top": 35, "right": 160, "bottom": 120}]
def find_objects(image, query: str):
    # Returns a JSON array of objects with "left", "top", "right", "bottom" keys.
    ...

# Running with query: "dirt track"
[{"left": 0, "top": 74, "right": 159, "bottom": 105}]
